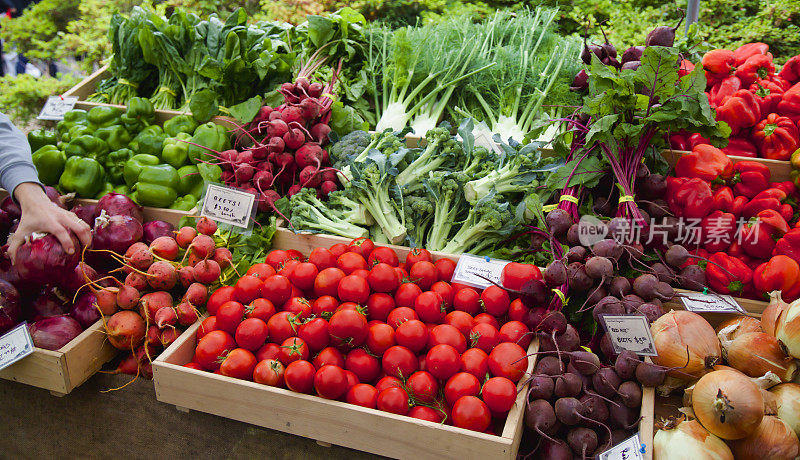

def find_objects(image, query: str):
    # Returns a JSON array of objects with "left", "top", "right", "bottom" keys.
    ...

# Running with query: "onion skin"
[
  {"left": 715, "top": 316, "right": 762, "bottom": 341},
  {"left": 653, "top": 419, "right": 732, "bottom": 460},
  {"left": 730, "top": 416, "right": 800, "bottom": 460},
  {"left": 28, "top": 316, "right": 83, "bottom": 350},
  {"left": 722, "top": 332, "right": 798, "bottom": 382},
  {"left": 692, "top": 369, "right": 764, "bottom": 440},
  {"left": 651, "top": 310, "right": 721, "bottom": 378},
  {"left": 775, "top": 298, "right": 800, "bottom": 359},
  {"left": 762, "top": 291, "right": 788, "bottom": 336},
  {"left": 771, "top": 383, "right": 800, "bottom": 438}
]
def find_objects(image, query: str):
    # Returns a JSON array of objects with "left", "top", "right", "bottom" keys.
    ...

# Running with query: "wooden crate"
[
  {"left": 0, "top": 319, "right": 116, "bottom": 396},
  {"left": 661, "top": 149, "right": 792, "bottom": 182}
]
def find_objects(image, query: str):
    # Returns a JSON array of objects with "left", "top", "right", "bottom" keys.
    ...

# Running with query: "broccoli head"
[{"left": 288, "top": 187, "right": 369, "bottom": 240}]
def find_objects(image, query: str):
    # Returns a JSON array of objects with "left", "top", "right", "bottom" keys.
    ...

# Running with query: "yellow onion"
[
  {"left": 762, "top": 389, "right": 778, "bottom": 416},
  {"left": 775, "top": 298, "right": 800, "bottom": 359},
  {"left": 716, "top": 316, "right": 762, "bottom": 341},
  {"left": 730, "top": 416, "right": 800, "bottom": 460},
  {"left": 651, "top": 310, "right": 721, "bottom": 378},
  {"left": 692, "top": 369, "right": 764, "bottom": 440},
  {"left": 653, "top": 418, "right": 732, "bottom": 460},
  {"left": 721, "top": 332, "right": 799, "bottom": 382},
  {"left": 762, "top": 291, "right": 788, "bottom": 336},
  {"left": 771, "top": 383, "right": 800, "bottom": 438}
]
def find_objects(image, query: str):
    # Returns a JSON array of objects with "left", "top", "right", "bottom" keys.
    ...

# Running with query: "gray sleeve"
[{"left": 0, "top": 112, "right": 42, "bottom": 196}]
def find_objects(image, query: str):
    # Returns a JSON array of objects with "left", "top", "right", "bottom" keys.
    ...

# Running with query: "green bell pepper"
[
  {"left": 59, "top": 156, "right": 105, "bottom": 197},
  {"left": 56, "top": 109, "right": 88, "bottom": 141},
  {"left": 106, "top": 148, "right": 133, "bottom": 183},
  {"left": 113, "top": 184, "right": 130, "bottom": 195},
  {"left": 121, "top": 97, "right": 155, "bottom": 132},
  {"left": 66, "top": 124, "right": 94, "bottom": 143},
  {"left": 170, "top": 194, "right": 197, "bottom": 211},
  {"left": 163, "top": 115, "right": 198, "bottom": 137},
  {"left": 65, "top": 135, "right": 110, "bottom": 163},
  {"left": 177, "top": 165, "right": 205, "bottom": 197},
  {"left": 188, "top": 122, "right": 230, "bottom": 164},
  {"left": 123, "top": 153, "right": 161, "bottom": 187},
  {"left": 31, "top": 145, "right": 66, "bottom": 186},
  {"left": 162, "top": 133, "right": 192, "bottom": 169},
  {"left": 95, "top": 125, "right": 132, "bottom": 151},
  {"left": 28, "top": 129, "right": 57, "bottom": 151},
  {"left": 87, "top": 106, "right": 124, "bottom": 130},
  {"left": 133, "top": 164, "right": 180, "bottom": 208},
  {"left": 131, "top": 125, "right": 167, "bottom": 158},
  {"left": 95, "top": 182, "right": 115, "bottom": 199}
]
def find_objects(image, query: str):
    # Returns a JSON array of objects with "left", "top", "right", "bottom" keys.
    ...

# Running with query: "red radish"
[
  {"left": 194, "top": 259, "right": 221, "bottom": 284},
  {"left": 70, "top": 292, "right": 100, "bottom": 328},
  {"left": 155, "top": 307, "right": 177, "bottom": 329},
  {"left": 283, "top": 127, "right": 306, "bottom": 150},
  {"left": 178, "top": 266, "right": 195, "bottom": 288},
  {"left": 116, "top": 285, "right": 140, "bottom": 310},
  {"left": 29, "top": 316, "right": 83, "bottom": 350},
  {"left": 237, "top": 150, "right": 255, "bottom": 166},
  {"left": 213, "top": 247, "right": 232, "bottom": 268},
  {"left": 92, "top": 213, "right": 143, "bottom": 254},
  {"left": 94, "top": 193, "right": 143, "bottom": 222},
  {"left": 255, "top": 105, "right": 273, "bottom": 122},
  {"left": 310, "top": 123, "right": 331, "bottom": 145},
  {"left": 147, "top": 261, "right": 177, "bottom": 290},
  {"left": 295, "top": 143, "right": 323, "bottom": 169},
  {"left": 125, "top": 271, "right": 148, "bottom": 291},
  {"left": 267, "top": 120, "right": 289, "bottom": 138},
  {"left": 287, "top": 184, "right": 302, "bottom": 197},
  {"left": 95, "top": 287, "right": 119, "bottom": 315},
  {"left": 254, "top": 170, "right": 273, "bottom": 191},
  {"left": 268, "top": 110, "right": 283, "bottom": 121},
  {"left": 139, "top": 291, "right": 173, "bottom": 322},
  {"left": 308, "top": 82, "right": 323, "bottom": 98},
  {"left": 16, "top": 233, "right": 81, "bottom": 284},
  {"left": 145, "top": 325, "right": 161, "bottom": 348},
  {"left": 220, "top": 149, "right": 238, "bottom": 165},
  {"left": 183, "top": 282, "right": 208, "bottom": 306},
  {"left": 251, "top": 144, "right": 268, "bottom": 160},
  {"left": 196, "top": 217, "right": 217, "bottom": 236},
  {"left": 176, "top": 226, "right": 197, "bottom": 248},
  {"left": 176, "top": 302, "right": 200, "bottom": 326},
  {"left": 299, "top": 165, "right": 321, "bottom": 188},
  {"left": 124, "top": 243, "right": 153, "bottom": 271},
  {"left": 221, "top": 170, "right": 235, "bottom": 184},
  {"left": 160, "top": 327, "right": 180, "bottom": 347},
  {"left": 282, "top": 105, "right": 306, "bottom": 126},
  {"left": 190, "top": 234, "right": 216, "bottom": 259},
  {"left": 321, "top": 170, "right": 337, "bottom": 182},
  {"left": 235, "top": 164, "right": 256, "bottom": 184},
  {"left": 320, "top": 181, "right": 338, "bottom": 197},
  {"left": 150, "top": 236, "right": 179, "bottom": 260},
  {"left": 106, "top": 310, "right": 146, "bottom": 350},
  {"left": 267, "top": 136, "right": 285, "bottom": 153},
  {"left": 142, "top": 220, "right": 175, "bottom": 245},
  {"left": 299, "top": 98, "right": 321, "bottom": 121}
]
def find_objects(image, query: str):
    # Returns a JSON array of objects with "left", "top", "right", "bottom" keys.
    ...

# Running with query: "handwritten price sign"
[
  {"left": 0, "top": 323, "right": 34, "bottom": 371},
  {"left": 601, "top": 316, "right": 657, "bottom": 356},
  {"left": 200, "top": 184, "right": 257, "bottom": 231},
  {"left": 37, "top": 96, "right": 79, "bottom": 121},
  {"left": 451, "top": 254, "right": 509, "bottom": 289}
]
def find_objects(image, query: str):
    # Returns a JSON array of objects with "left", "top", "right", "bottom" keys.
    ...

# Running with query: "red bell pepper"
[
  {"left": 753, "top": 255, "right": 800, "bottom": 301},
  {"left": 715, "top": 89, "right": 762, "bottom": 134},
  {"left": 666, "top": 177, "right": 714, "bottom": 220},
  {"left": 778, "top": 54, "right": 800, "bottom": 86},
  {"left": 777, "top": 82, "right": 800, "bottom": 123},
  {"left": 749, "top": 79, "right": 784, "bottom": 114},
  {"left": 721, "top": 137, "right": 758, "bottom": 158},
  {"left": 689, "top": 133, "right": 711, "bottom": 149},
  {"left": 701, "top": 211, "right": 737, "bottom": 252},
  {"left": 742, "top": 196, "right": 782, "bottom": 218},
  {"left": 731, "top": 195, "right": 748, "bottom": 218},
  {"left": 668, "top": 131, "right": 691, "bottom": 151},
  {"left": 771, "top": 75, "right": 791, "bottom": 91},
  {"left": 770, "top": 181, "right": 800, "bottom": 203},
  {"left": 741, "top": 209, "right": 790, "bottom": 258},
  {"left": 773, "top": 228, "right": 800, "bottom": 265},
  {"left": 752, "top": 187, "right": 787, "bottom": 202},
  {"left": 734, "top": 43, "right": 769, "bottom": 66},
  {"left": 734, "top": 54, "right": 775, "bottom": 86},
  {"left": 674, "top": 144, "right": 734, "bottom": 182},
  {"left": 706, "top": 252, "right": 753, "bottom": 295},
  {"left": 678, "top": 59, "right": 695, "bottom": 78},
  {"left": 702, "top": 49, "right": 736, "bottom": 81},
  {"left": 780, "top": 203, "right": 794, "bottom": 223},
  {"left": 713, "top": 186, "right": 734, "bottom": 212},
  {"left": 751, "top": 113, "right": 799, "bottom": 160},
  {"left": 732, "top": 161, "right": 771, "bottom": 198},
  {"left": 709, "top": 76, "right": 742, "bottom": 107}
]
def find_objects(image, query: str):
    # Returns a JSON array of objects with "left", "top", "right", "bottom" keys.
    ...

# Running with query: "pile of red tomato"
[{"left": 185, "top": 238, "right": 542, "bottom": 434}]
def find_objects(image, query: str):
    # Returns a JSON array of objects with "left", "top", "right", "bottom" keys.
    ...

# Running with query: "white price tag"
[
  {"left": 473, "top": 132, "right": 503, "bottom": 154},
  {"left": 598, "top": 432, "right": 645, "bottom": 460},
  {"left": 681, "top": 293, "right": 743, "bottom": 313},
  {"left": 0, "top": 323, "right": 34, "bottom": 371},
  {"left": 37, "top": 96, "right": 79, "bottom": 121},
  {"left": 601, "top": 316, "right": 657, "bottom": 357},
  {"left": 200, "top": 184, "right": 257, "bottom": 230},
  {"left": 451, "top": 254, "right": 509, "bottom": 289}
]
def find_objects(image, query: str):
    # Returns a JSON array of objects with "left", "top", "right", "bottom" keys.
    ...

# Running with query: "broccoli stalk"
[
  {"left": 395, "top": 127, "right": 457, "bottom": 189},
  {"left": 289, "top": 188, "right": 369, "bottom": 239},
  {"left": 441, "top": 195, "right": 515, "bottom": 254},
  {"left": 462, "top": 143, "right": 545, "bottom": 203},
  {"left": 425, "top": 172, "right": 465, "bottom": 252},
  {"left": 348, "top": 150, "right": 407, "bottom": 244},
  {"left": 327, "top": 190, "right": 375, "bottom": 226}
]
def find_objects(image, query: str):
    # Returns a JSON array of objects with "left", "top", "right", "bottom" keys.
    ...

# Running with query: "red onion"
[
  {"left": 71, "top": 204, "right": 96, "bottom": 226},
  {"left": 58, "top": 262, "right": 98, "bottom": 294},
  {"left": 142, "top": 220, "right": 175, "bottom": 245},
  {"left": 94, "top": 193, "right": 143, "bottom": 223},
  {"left": 15, "top": 233, "right": 81, "bottom": 284},
  {"left": 0, "top": 278, "right": 21, "bottom": 334},
  {"left": 29, "top": 286, "right": 69, "bottom": 321},
  {"left": 92, "top": 211, "right": 143, "bottom": 255},
  {"left": 43, "top": 186, "right": 66, "bottom": 209},
  {"left": 0, "top": 196, "right": 20, "bottom": 220},
  {"left": 0, "top": 208, "right": 12, "bottom": 236},
  {"left": 70, "top": 291, "right": 100, "bottom": 328},
  {"left": 29, "top": 316, "right": 83, "bottom": 350}
]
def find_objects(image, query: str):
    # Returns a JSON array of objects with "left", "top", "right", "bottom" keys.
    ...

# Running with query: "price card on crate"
[
  {"left": 0, "top": 323, "right": 34, "bottom": 371},
  {"left": 600, "top": 315, "right": 657, "bottom": 357},
  {"left": 451, "top": 254, "right": 509, "bottom": 289},
  {"left": 200, "top": 184, "right": 257, "bottom": 231},
  {"left": 37, "top": 96, "right": 79, "bottom": 120},
  {"left": 681, "top": 292, "right": 744, "bottom": 313},
  {"left": 598, "top": 432, "right": 645, "bottom": 460}
]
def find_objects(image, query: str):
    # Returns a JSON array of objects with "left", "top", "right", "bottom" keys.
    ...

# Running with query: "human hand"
[{"left": 8, "top": 183, "right": 91, "bottom": 263}]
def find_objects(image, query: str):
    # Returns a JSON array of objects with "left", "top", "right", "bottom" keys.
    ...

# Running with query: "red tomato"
[
  {"left": 216, "top": 301, "right": 246, "bottom": 335},
  {"left": 481, "top": 285, "right": 510, "bottom": 317},
  {"left": 314, "top": 267, "right": 346, "bottom": 298},
  {"left": 284, "top": 360, "right": 315, "bottom": 393},
  {"left": 444, "top": 372, "right": 481, "bottom": 406},
  {"left": 366, "top": 293, "right": 395, "bottom": 322},
  {"left": 453, "top": 288, "right": 481, "bottom": 315},
  {"left": 498, "top": 320, "right": 532, "bottom": 348},
  {"left": 431, "top": 281, "right": 454, "bottom": 307},
  {"left": 335, "top": 302, "right": 365, "bottom": 315},
  {"left": 314, "top": 365, "right": 348, "bottom": 399},
  {"left": 184, "top": 362, "right": 204, "bottom": 370},
  {"left": 434, "top": 258, "right": 457, "bottom": 282},
  {"left": 246, "top": 263, "right": 276, "bottom": 279},
  {"left": 426, "top": 344, "right": 461, "bottom": 381},
  {"left": 488, "top": 342, "right": 528, "bottom": 382},
  {"left": 394, "top": 267, "right": 409, "bottom": 282},
  {"left": 346, "top": 383, "right": 378, "bottom": 408},
  {"left": 207, "top": 286, "right": 235, "bottom": 316},
  {"left": 246, "top": 298, "right": 276, "bottom": 323},
  {"left": 345, "top": 348, "right": 380, "bottom": 383},
  {"left": 337, "top": 275, "right": 370, "bottom": 304},
  {"left": 260, "top": 275, "right": 293, "bottom": 307},
  {"left": 451, "top": 396, "right": 491, "bottom": 432},
  {"left": 329, "top": 243, "right": 348, "bottom": 258},
  {"left": 500, "top": 262, "right": 542, "bottom": 291},
  {"left": 382, "top": 345, "right": 419, "bottom": 378},
  {"left": 395, "top": 283, "right": 423, "bottom": 308},
  {"left": 195, "top": 330, "right": 236, "bottom": 371},
  {"left": 283, "top": 297, "right": 312, "bottom": 319},
  {"left": 408, "top": 406, "right": 444, "bottom": 423},
  {"left": 328, "top": 309, "right": 368, "bottom": 348},
  {"left": 336, "top": 252, "right": 368, "bottom": 275},
  {"left": 367, "top": 263, "right": 400, "bottom": 293},
  {"left": 368, "top": 247, "right": 399, "bottom": 267},
  {"left": 394, "top": 319, "right": 428, "bottom": 353},
  {"left": 311, "top": 295, "right": 338, "bottom": 320},
  {"left": 482, "top": 376, "right": 516, "bottom": 413},
  {"left": 366, "top": 322, "right": 396, "bottom": 356},
  {"left": 197, "top": 316, "right": 217, "bottom": 339},
  {"left": 351, "top": 269, "right": 369, "bottom": 278},
  {"left": 507, "top": 298, "right": 530, "bottom": 324},
  {"left": 375, "top": 375, "right": 402, "bottom": 392},
  {"left": 234, "top": 318, "right": 268, "bottom": 351},
  {"left": 308, "top": 247, "right": 336, "bottom": 270},
  {"left": 377, "top": 387, "right": 409, "bottom": 415},
  {"left": 289, "top": 285, "right": 303, "bottom": 300},
  {"left": 445, "top": 311, "right": 474, "bottom": 338},
  {"left": 343, "top": 370, "right": 359, "bottom": 392},
  {"left": 474, "top": 313, "right": 500, "bottom": 330},
  {"left": 219, "top": 348, "right": 257, "bottom": 380},
  {"left": 406, "top": 370, "right": 439, "bottom": 403},
  {"left": 297, "top": 317, "right": 330, "bottom": 352},
  {"left": 277, "top": 259, "right": 300, "bottom": 278},
  {"left": 429, "top": 324, "right": 467, "bottom": 353},
  {"left": 264, "top": 249, "right": 290, "bottom": 269},
  {"left": 234, "top": 275, "right": 264, "bottom": 305},
  {"left": 470, "top": 323, "right": 500, "bottom": 353},
  {"left": 414, "top": 291, "right": 446, "bottom": 323},
  {"left": 405, "top": 248, "right": 432, "bottom": 267},
  {"left": 289, "top": 262, "right": 318, "bottom": 291},
  {"left": 313, "top": 346, "right": 345, "bottom": 368},
  {"left": 266, "top": 311, "right": 299, "bottom": 344},
  {"left": 285, "top": 249, "right": 304, "bottom": 262},
  {"left": 253, "top": 359, "right": 284, "bottom": 387},
  {"left": 278, "top": 337, "right": 309, "bottom": 365},
  {"left": 460, "top": 348, "right": 489, "bottom": 379},
  {"left": 347, "top": 237, "right": 375, "bottom": 259},
  {"left": 409, "top": 261, "right": 437, "bottom": 290},
  {"left": 386, "top": 307, "right": 419, "bottom": 329},
  {"left": 255, "top": 342, "right": 280, "bottom": 362}
]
